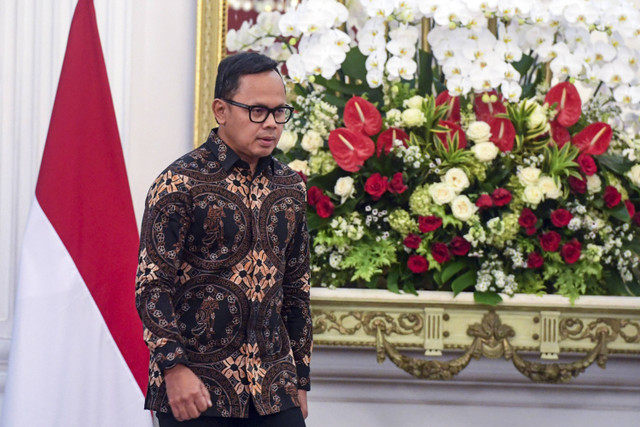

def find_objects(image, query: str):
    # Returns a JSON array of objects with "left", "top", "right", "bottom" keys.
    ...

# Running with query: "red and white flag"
[{"left": 1, "top": 0, "right": 151, "bottom": 425}]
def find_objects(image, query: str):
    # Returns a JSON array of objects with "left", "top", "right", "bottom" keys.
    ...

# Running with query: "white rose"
[
  {"left": 288, "top": 159, "right": 310, "bottom": 176},
  {"left": 526, "top": 100, "right": 548, "bottom": 129},
  {"left": 277, "top": 130, "right": 297, "bottom": 153},
  {"left": 518, "top": 166, "right": 541, "bottom": 186},
  {"left": 401, "top": 108, "right": 426, "bottom": 127},
  {"left": 403, "top": 95, "right": 424, "bottom": 109},
  {"left": 466, "top": 121, "right": 492, "bottom": 143},
  {"left": 522, "top": 184, "right": 544, "bottom": 205},
  {"left": 627, "top": 164, "right": 640, "bottom": 186},
  {"left": 443, "top": 167, "right": 470, "bottom": 193},
  {"left": 471, "top": 142, "right": 499, "bottom": 162},
  {"left": 429, "top": 183, "right": 456, "bottom": 205},
  {"left": 450, "top": 195, "right": 477, "bottom": 221},
  {"left": 386, "top": 108, "right": 402, "bottom": 126},
  {"left": 300, "top": 130, "right": 324, "bottom": 154},
  {"left": 538, "top": 176, "right": 562, "bottom": 199},
  {"left": 334, "top": 176, "right": 356, "bottom": 204},
  {"left": 587, "top": 174, "right": 602, "bottom": 194}
]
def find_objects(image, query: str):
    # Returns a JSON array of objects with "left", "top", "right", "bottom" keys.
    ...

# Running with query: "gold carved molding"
[
  {"left": 311, "top": 288, "right": 640, "bottom": 383},
  {"left": 194, "top": 0, "right": 227, "bottom": 148}
]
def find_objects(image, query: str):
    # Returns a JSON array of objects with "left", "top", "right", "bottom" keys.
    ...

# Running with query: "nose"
[{"left": 263, "top": 111, "right": 278, "bottom": 128}]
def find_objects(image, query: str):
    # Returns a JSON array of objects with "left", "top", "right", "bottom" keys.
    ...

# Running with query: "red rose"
[
  {"left": 625, "top": 200, "right": 636, "bottom": 218},
  {"left": 408, "top": 255, "right": 429, "bottom": 274},
  {"left": 527, "top": 252, "right": 544, "bottom": 269},
  {"left": 315, "top": 195, "right": 335, "bottom": 218},
  {"left": 388, "top": 172, "right": 408, "bottom": 194},
  {"left": 568, "top": 175, "right": 587, "bottom": 194},
  {"left": 551, "top": 208, "right": 573, "bottom": 227},
  {"left": 577, "top": 154, "right": 597, "bottom": 176},
  {"left": 526, "top": 227, "right": 537, "bottom": 236},
  {"left": 431, "top": 242, "right": 451, "bottom": 264},
  {"left": 475, "top": 194, "right": 493, "bottom": 209},
  {"left": 418, "top": 215, "right": 443, "bottom": 233},
  {"left": 449, "top": 236, "right": 471, "bottom": 256},
  {"left": 364, "top": 173, "right": 389, "bottom": 200},
  {"left": 518, "top": 208, "right": 537, "bottom": 228},
  {"left": 603, "top": 185, "right": 621, "bottom": 208},
  {"left": 307, "top": 186, "right": 324, "bottom": 206},
  {"left": 539, "top": 231, "right": 562, "bottom": 252},
  {"left": 561, "top": 239, "right": 582, "bottom": 264},
  {"left": 403, "top": 233, "right": 422, "bottom": 249},
  {"left": 491, "top": 188, "right": 512, "bottom": 207}
]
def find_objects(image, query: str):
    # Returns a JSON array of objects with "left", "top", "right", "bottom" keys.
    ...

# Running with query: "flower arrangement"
[{"left": 227, "top": 0, "right": 640, "bottom": 303}]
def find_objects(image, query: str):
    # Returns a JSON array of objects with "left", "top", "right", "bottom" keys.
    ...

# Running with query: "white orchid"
[
  {"left": 278, "top": 9, "right": 301, "bottom": 37},
  {"left": 432, "top": 1, "right": 473, "bottom": 26},
  {"left": 386, "top": 55, "right": 417, "bottom": 80},
  {"left": 361, "top": 0, "right": 395, "bottom": 18},
  {"left": 596, "top": 62, "right": 635, "bottom": 87},
  {"left": 387, "top": 25, "right": 419, "bottom": 58},
  {"left": 501, "top": 80, "right": 522, "bottom": 102},
  {"left": 365, "top": 49, "right": 387, "bottom": 73}
]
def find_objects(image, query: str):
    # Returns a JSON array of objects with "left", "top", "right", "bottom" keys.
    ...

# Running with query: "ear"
[{"left": 212, "top": 99, "right": 227, "bottom": 126}]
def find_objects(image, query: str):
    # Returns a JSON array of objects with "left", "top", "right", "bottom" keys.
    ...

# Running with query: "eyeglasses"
[{"left": 222, "top": 99, "right": 294, "bottom": 124}]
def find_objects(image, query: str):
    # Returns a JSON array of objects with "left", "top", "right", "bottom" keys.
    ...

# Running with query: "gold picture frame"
[{"left": 193, "top": 0, "right": 227, "bottom": 148}]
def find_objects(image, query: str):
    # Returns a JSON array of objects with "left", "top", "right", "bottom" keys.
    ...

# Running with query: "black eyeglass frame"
[{"left": 222, "top": 99, "right": 294, "bottom": 124}]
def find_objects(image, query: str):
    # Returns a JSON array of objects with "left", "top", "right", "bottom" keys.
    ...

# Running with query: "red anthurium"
[
  {"left": 544, "top": 81, "right": 581, "bottom": 127},
  {"left": 328, "top": 128, "right": 375, "bottom": 172},
  {"left": 571, "top": 122, "right": 612, "bottom": 155},
  {"left": 343, "top": 96, "right": 382, "bottom": 136},
  {"left": 435, "top": 90, "right": 461, "bottom": 122},
  {"left": 488, "top": 116, "right": 516, "bottom": 152},
  {"left": 549, "top": 120, "right": 571, "bottom": 147},
  {"left": 376, "top": 127, "right": 409, "bottom": 156},
  {"left": 435, "top": 120, "right": 467, "bottom": 149},
  {"left": 473, "top": 90, "right": 507, "bottom": 122}
]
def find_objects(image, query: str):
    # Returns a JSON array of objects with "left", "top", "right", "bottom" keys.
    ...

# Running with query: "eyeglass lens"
[{"left": 250, "top": 106, "right": 292, "bottom": 124}]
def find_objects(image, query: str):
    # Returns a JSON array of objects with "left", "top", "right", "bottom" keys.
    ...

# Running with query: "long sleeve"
[
  {"left": 135, "top": 171, "right": 193, "bottom": 373},
  {"left": 282, "top": 200, "right": 313, "bottom": 390}
]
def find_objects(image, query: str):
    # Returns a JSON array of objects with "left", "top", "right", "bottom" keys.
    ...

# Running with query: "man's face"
[{"left": 214, "top": 70, "right": 286, "bottom": 168}]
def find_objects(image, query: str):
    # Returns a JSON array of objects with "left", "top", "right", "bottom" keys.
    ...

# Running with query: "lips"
[{"left": 257, "top": 136, "right": 276, "bottom": 146}]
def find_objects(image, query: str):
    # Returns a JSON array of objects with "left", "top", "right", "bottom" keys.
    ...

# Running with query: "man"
[{"left": 135, "top": 52, "right": 312, "bottom": 426}]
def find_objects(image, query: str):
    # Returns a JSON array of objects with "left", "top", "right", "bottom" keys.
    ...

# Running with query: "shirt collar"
[{"left": 205, "top": 128, "right": 273, "bottom": 177}]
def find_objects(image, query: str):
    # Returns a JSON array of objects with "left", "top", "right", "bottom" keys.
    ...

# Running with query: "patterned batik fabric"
[{"left": 135, "top": 129, "right": 312, "bottom": 418}]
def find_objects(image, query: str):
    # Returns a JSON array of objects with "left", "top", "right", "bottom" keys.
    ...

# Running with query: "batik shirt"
[{"left": 135, "top": 129, "right": 312, "bottom": 418}]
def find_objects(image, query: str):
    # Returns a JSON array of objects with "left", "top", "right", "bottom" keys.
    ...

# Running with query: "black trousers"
[{"left": 156, "top": 401, "right": 306, "bottom": 427}]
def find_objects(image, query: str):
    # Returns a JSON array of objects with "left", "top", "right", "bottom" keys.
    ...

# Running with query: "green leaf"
[
  {"left": 387, "top": 265, "right": 400, "bottom": 294},
  {"left": 441, "top": 260, "right": 468, "bottom": 284},
  {"left": 609, "top": 202, "right": 631, "bottom": 222},
  {"left": 314, "top": 75, "right": 364, "bottom": 96},
  {"left": 451, "top": 270, "right": 477, "bottom": 295},
  {"left": 511, "top": 54, "right": 535, "bottom": 76},
  {"left": 598, "top": 154, "right": 635, "bottom": 175},
  {"left": 341, "top": 48, "right": 368, "bottom": 82},
  {"left": 307, "top": 212, "right": 330, "bottom": 232},
  {"left": 474, "top": 291, "right": 503, "bottom": 306},
  {"left": 321, "top": 93, "right": 347, "bottom": 109},
  {"left": 403, "top": 278, "right": 418, "bottom": 295}
]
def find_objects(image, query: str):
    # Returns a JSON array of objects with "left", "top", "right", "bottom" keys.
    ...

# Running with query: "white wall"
[{"left": 0, "top": 0, "right": 196, "bottom": 413}]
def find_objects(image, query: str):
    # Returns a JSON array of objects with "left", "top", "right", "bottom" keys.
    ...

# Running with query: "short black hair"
[{"left": 214, "top": 52, "right": 281, "bottom": 100}]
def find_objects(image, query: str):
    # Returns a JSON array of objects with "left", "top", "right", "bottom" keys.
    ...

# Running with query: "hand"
[
  {"left": 164, "top": 364, "right": 212, "bottom": 421},
  {"left": 297, "top": 389, "right": 308, "bottom": 419}
]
